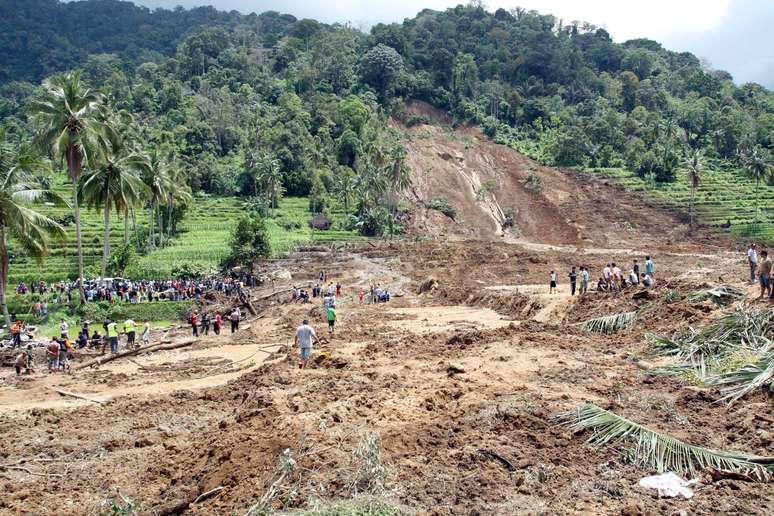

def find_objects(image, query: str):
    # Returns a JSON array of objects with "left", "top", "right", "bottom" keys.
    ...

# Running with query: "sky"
[{"left": 133, "top": 0, "right": 773, "bottom": 87}]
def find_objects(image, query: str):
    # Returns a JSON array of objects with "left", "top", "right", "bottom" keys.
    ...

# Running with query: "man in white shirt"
[
  {"left": 59, "top": 319, "right": 69, "bottom": 339},
  {"left": 748, "top": 244, "right": 758, "bottom": 283},
  {"left": 295, "top": 319, "right": 321, "bottom": 369},
  {"left": 602, "top": 264, "right": 612, "bottom": 291}
]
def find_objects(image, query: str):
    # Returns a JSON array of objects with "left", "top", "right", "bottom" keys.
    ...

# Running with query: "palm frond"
[
  {"left": 578, "top": 311, "right": 637, "bottom": 334},
  {"left": 708, "top": 352, "right": 774, "bottom": 405},
  {"left": 686, "top": 284, "right": 745, "bottom": 305},
  {"left": 648, "top": 307, "right": 774, "bottom": 364},
  {"left": 555, "top": 404, "right": 774, "bottom": 479}
]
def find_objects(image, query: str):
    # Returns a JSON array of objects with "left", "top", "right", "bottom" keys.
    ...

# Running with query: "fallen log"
[
  {"left": 48, "top": 387, "right": 103, "bottom": 404},
  {"left": 239, "top": 292, "right": 257, "bottom": 316},
  {"left": 74, "top": 338, "right": 196, "bottom": 370},
  {"left": 252, "top": 284, "right": 312, "bottom": 302}
]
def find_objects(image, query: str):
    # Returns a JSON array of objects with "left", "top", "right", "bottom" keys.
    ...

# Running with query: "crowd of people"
[
  {"left": 551, "top": 256, "right": 655, "bottom": 295},
  {"left": 15, "top": 274, "right": 255, "bottom": 306},
  {"left": 188, "top": 307, "right": 242, "bottom": 337}
]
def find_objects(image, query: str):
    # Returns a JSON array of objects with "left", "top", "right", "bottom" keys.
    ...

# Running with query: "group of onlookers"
[
  {"left": 550, "top": 256, "right": 655, "bottom": 295},
  {"left": 189, "top": 308, "right": 241, "bottom": 337}
]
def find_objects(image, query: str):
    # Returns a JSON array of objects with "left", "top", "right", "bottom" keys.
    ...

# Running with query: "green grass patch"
[
  {"left": 578, "top": 165, "right": 774, "bottom": 241},
  {"left": 8, "top": 177, "right": 364, "bottom": 282}
]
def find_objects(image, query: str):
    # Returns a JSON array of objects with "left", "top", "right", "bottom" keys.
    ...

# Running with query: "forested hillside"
[
  {"left": 0, "top": 0, "right": 289, "bottom": 84},
  {"left": 0, "top": 0, "right": 773, "bottom": 286}
]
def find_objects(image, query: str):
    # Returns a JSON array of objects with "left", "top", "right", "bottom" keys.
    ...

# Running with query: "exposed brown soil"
[
  {"left": 399, "top": 100, "right": 725, "bottom": 250},
  {"left": 1, "top": 118, "right": 771, "bottom": 515}
]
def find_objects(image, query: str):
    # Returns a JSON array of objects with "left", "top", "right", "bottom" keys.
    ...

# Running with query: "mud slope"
[{"left": 399, "top": 101, "right": 698, "bottom": 249}]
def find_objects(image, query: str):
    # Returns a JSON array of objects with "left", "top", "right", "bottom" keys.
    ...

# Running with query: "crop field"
[
  {"left": 578, "top": 165, "right": 774, "bottom": 242},
  {"left": 8, "top": 177, "right": 362, "bottom": 283}
]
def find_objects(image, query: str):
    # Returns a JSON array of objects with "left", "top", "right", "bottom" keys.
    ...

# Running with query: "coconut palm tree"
[
  {"left": 253, "top": 153, "right": 283, "bottom": 210},
  {"left": 141, "top": 148, "right": 169, "bottom": 248},
  {"left": 81, "top": 116, "right": 148, "bottom": 276},
  {"left": 738, "top": 145, "right": 773, "bottom": 216},
  {"left": 0, "top": 132, "right": 66, "bottom": 328},
  {"left": 29, "top": 71, "right": 108, "bottom": 298},
  {"left": 683, "top": 148, "right": 703, "bottom": 231},
  {"left": 333, "top": 168, "right": 356, "bottom": 212},
  {"left": 163, "top": 157, "right": 192, "bottom": 239}
]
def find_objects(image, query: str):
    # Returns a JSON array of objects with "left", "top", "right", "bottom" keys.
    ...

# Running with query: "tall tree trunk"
[
  {"left": 0, "top": 227, "right": 11, "bottom": 329},
  {"left": 157, "top": 202, "right": 164, "bottom": 246},
  {"left": 72, "top": 179, "right": 85, "bottom": 301},
  {"left": 124, "top": 207, "right": 129, "bottom": 245},
  {"left": 131, "top": 208, "right": 139, "bottom": 248},
  {"left": 102, "top": 201, "right": 111, "bottom": 277},
  {"left": 148, "top": 205, "right": 155, "bottom": 249},
  {"left": 167, "top": 199, "right": 172, "bottom": 238}
]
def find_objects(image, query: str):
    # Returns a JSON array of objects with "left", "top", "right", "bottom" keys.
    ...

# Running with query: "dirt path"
[{"left": 0, "top": 328, "right": 281, "bottom": 412}]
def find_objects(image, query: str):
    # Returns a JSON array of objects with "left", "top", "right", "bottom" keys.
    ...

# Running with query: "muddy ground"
[
  {"left": 0, "top": 116, "right": 771, "bottom": 514},
  {"left": 0, "top": 238, "right": 772, "bottom": 515}
]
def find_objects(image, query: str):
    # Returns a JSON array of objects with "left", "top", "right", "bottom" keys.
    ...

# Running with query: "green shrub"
[
  {"left": 109, "top": 301, "right": 192, "bottom": 322},
  {"left": 77, "top": 300, "right": 192, "bottom": 323},
  {"left": 503, "top": 207, "right": 515, "bottom": 228},
  {"left": 524, "top": 172, "right": 543, "bottom": 196},
  {"left": 405, "top": 114, "right": 431, "bottom": 127},
  {"left": 424, "top": 197, "right": 457, "bottom": 219}
]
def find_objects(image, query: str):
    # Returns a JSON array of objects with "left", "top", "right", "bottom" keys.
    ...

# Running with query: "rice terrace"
[{"left": 0, "top": 1, "right": 773, "bottom": 514}]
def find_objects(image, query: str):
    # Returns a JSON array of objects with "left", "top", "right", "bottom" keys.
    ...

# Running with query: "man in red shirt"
[{"left": 191, "top": 310, "right": 199, "bottom": 337}]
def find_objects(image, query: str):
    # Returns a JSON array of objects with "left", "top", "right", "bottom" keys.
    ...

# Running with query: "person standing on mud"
[
  {"left": 142, "top": 320, "right": 150, "bottom": 346},
  {"left": 124, "top": 318, "right": 136, "bottom": 349},
  {"left": 748, "top": 244, "right": 758, "bottom": 283},
  {"left": 202, "top": 312, "right": 211, "bottom": 336},
  {"left": 568, "top": 267, "right": 577, "bottom": 296},
  {"left": 191, "top": 310, "right": 199, "bottom": 337},
  {"left": 336, "top": 282, "right": 342, "bottom": 297},
  {"left": 230, "top": 307, "right": 241, "bottom": 333},
  {"left": 580, "top": 266, "right": 590, "bottom": 294},
  {"left": 632, "top": 259, "right": 640, "bottom": 284},
  {"left": 295, "top": 319, "right": 320, "bottom": 369},
  {"left": 611, "top": 263, "right": 622, "bottom": 291},
  {"left": 214, "top": 311, "right": 222, "bottom": 335},
  {"left": 107, "top": 320, "right": 119, "bottom": 353},
  {"left": 602, "top": 264, "right": 612, "bottom": 291},
  {"left": 327, "top": 305, "right": 336, "bottom": 335},
  {"left": 758, "top": 250, "right": 772, "bottom": 299},
  {"left": 46, "top": 338, "right": 60, "bottom": 372},
  {"left": 645, "top": 256, "right": 655, "bottom": 281},
  {"left": 59, "top": 319, "right": 69, "bottom": 339},
  {"left": 549, "top": 271, "right": 557, "bottom": 294}
]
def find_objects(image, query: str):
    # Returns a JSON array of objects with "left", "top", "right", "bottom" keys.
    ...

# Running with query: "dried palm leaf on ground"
[
  {"left": 707, "top": 351, "right": 774, "bottom": 405},
  {"left": 685, "top": 284, "right": 745, "bottom": 306},
  {"left": 579, "top": 311, "right": 637, "bottom": 334},
  {"left": 647, "top": 307, "right": 774, "bottom": 364},
  {"left": 555, "top": 404, "right": 774, "bottom": 480}
]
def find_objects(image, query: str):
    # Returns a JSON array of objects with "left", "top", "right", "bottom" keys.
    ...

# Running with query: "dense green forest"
[{"left": 1, "top": 0, "right": 773, "bottom": 293}]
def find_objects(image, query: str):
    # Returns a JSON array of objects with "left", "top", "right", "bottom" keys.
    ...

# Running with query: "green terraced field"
[
  {"left": 9, "top": 177, "right": 362, "bottom": 283},
  {"left": 578, "top": 166, "right": 774, "bottom": 242}
]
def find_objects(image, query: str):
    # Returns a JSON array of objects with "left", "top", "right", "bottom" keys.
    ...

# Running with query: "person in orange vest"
[{"left": 11, "top": 319, "right": 23, "bottom": 348}]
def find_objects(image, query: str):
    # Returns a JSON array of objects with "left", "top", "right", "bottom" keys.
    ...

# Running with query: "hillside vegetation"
[{"left": 0, "top": 0, "right": 772, "bottom": 292}]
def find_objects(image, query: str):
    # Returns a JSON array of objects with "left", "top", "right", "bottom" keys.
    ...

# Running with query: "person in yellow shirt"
[
  {"left": 107, "top": 320, "right": 119, "bottom": 354},
  {"left": 124, "top": 318, "right": 137, "bottom": 348}
]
